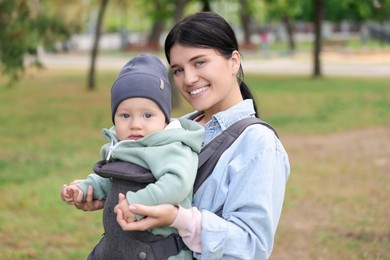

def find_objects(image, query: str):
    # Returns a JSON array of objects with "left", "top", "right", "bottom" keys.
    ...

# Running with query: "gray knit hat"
[{"left": 111, "top": 53, "right": 172, "bottom": 124}]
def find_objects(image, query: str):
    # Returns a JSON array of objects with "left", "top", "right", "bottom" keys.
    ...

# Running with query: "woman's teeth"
[{"left": 190, "top": 87, "right": 208, "bottom": 95}]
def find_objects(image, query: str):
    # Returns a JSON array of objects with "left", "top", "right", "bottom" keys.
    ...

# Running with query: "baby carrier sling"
[{"left": 88, "top": 117, "right": 277, "bottom": 260}]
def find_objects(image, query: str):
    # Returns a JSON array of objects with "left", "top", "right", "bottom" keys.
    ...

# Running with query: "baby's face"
[{"left": 114, "top": 98, "right": 167, "bottom": 141}]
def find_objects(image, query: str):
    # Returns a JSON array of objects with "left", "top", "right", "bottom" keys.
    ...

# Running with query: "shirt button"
[{"left": 138, "top": 252, "right": 147, "bottom": 259}]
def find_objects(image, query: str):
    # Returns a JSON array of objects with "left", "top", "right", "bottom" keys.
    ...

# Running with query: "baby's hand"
[
  {"left": 114, "top": 193, "right": 136, "bottom": 223},
  {"left": 60, "top": 184, "right": 84, "bottom": 205},
  {"left": 60, "top": 184, "right": 73, "bottom": 204}
]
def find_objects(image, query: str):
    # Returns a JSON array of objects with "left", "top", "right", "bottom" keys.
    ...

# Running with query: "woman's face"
[{"left": 169, "top": 44, "right": 242, "bottom": 121}]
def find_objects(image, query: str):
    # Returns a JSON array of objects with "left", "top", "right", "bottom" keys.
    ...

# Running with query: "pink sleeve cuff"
[{"left": 170, "top": 206, "right": 202, "bottom": 253}]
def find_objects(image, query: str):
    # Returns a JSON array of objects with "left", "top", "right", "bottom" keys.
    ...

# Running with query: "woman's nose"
[{"left": 183, "top": 68, "right": 199, "bottom": 86}]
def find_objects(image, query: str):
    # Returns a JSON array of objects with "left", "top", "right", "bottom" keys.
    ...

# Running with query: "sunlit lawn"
[{"left": 0, "top": 68, "right": 389, "bottom": 259}]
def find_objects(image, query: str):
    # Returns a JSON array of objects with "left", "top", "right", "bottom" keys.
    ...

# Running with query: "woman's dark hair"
[{"left": 164, "top": 11, "right": 259, "bottom": 117}]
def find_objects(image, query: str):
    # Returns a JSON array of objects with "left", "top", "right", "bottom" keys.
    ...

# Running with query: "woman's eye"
[
  {"left": 195, "top": 60, "right": 205, "bottom": 67},
  {"left": 172, "top": 68, "right": 183, "bottom": 75},
  {"left": 144, "top": 113, "right": 152, "bottom": 119}
]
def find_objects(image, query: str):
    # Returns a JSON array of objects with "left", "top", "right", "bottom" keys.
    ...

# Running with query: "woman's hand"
[{"left": 116, "top": 204, "right": 179, "bottom": 231}]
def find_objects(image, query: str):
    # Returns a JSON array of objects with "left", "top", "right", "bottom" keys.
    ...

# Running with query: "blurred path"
[
  {"left": 38, "top": 50, "right": 390, "bottom": 77},
  {"left": 243, "top": 51, "right": 390, "bottom": 77}
]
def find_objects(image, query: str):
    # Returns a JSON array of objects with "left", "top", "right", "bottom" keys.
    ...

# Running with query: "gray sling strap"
[{"left": 194, "top": 117, "right": 279, "bottom": 195}]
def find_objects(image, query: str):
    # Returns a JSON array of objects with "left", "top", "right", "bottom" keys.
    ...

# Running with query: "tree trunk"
[
  {"left": 171, "top": 0, "right": 187, "bottom": 109},
  {"left": 88, "top": 0, "right": 109, "bottom": 90},
  {"left": 119, "top": 0, "right": 128, "bottom": 50},
  {"left": 201, "top": 0, "right": 211, "bottom": 11},
  {"left": 147, "top": 1, "right": 165, "bottom": 50},
  {"left": 239, "top": 0, "right": 252, "bottom": 45},
  {"left": 174, "top": 0, "right": 186, "bottom": 24},
  {"left": 283, "top": 14, "right": 296, "bottom": 53},
  {"left": 148, "top": 21, "right": 164, "bottom": 50},
  {"left": 313, "top": 0, "right": 324, "bottom": 77}
]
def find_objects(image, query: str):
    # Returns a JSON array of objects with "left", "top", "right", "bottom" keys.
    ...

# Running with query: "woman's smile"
[{"left": 189, "top": 86, "right": 209, "bottom": 96}]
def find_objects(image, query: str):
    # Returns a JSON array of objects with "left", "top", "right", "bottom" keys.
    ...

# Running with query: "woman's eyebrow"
[
  {"left": 170, "top": 55, "right": 207, "bottom": 68},
  {"left": 189, "top": 54, "right": 206, "bottom": 62}
]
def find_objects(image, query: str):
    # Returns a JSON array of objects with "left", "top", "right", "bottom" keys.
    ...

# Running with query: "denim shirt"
[{"left": 192, "top": 99, "right": 290, "bottom": 259}]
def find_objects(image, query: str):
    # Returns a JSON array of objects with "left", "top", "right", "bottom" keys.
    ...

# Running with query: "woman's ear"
[{"left": 231, "top": 50, "right": 241, "bottom": 74}]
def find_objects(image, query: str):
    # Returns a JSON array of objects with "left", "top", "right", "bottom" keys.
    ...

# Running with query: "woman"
[
  {"left": 114, "top": 12, "right": 290, "bottom": 259},
  {"left": 74, "top": 11, "right": 289, "bottom": 259}
]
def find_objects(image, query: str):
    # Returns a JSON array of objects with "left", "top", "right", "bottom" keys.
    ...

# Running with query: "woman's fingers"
[
  {"left": 72, "top": 186, "right": 105, "bottom": 211},
  {"left": 117, "top": 204, "right": 179, "bottom": 231},
  {"left": 128, "top": 204, "right": 158, "bottom": 217},
  {"left": 116, "top": 208, "right": 153, "bottom": 231},
  {"left": 85, "top": 186, "right": 93, "bottom": 203}
]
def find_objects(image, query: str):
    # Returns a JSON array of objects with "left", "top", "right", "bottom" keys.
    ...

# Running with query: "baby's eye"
[
  {"left": 143, "top": 113, "right": 152, "bottom": 119},
  {"left": 121, "top": 113, "right": 130, "bottom": 119}
]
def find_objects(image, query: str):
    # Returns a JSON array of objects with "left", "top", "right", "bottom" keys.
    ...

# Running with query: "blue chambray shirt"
[{"left": 190, "top": 99, "right": 290, "bottom": 260}]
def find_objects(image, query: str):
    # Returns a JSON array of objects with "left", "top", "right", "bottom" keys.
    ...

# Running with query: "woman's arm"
[
  {"left": 170, "top": 205, "right": 202, "bottom": 252},
  {"left": 194, "top": 127, "right": 290, "bottom": 259}
]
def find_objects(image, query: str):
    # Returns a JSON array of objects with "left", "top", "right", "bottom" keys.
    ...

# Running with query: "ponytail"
[{"left": 240, "top": 81, "right": 259, "bottom": 118}]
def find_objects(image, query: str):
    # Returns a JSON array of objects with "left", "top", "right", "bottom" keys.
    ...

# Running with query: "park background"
[{"left": 0, "top": 0, "right": 389, "bottom": 259}]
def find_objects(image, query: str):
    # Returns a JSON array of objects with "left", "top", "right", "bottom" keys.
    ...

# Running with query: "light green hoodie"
[{"left": 77, "top": 117, "right": 204, "bottom": 238}]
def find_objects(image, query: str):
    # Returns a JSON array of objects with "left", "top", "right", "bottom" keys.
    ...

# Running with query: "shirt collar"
[{"left": 210, "top": 99, "right": 256, "bottom": 131}]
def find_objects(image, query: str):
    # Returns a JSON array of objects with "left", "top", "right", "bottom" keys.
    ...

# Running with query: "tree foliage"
[
  {"left": 1, "top": 0, "right": 388, "bottom": 87},
  {"left": 0, "top": 0, "right": 72, "bottom": 85},
  {"left": 0, "top": 0, "right": 39, "bottom": 84},
  {"left": 294, "top": 0, "right": 390, "bottom": 22}
]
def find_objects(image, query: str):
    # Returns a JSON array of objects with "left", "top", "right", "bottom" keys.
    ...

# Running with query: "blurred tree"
[
  {"left": 283, "top": 14, "right": 296, "bottom": 52},
  {"left": 313, "top": 0, "right": 324, "bottom": 77},
  {"left": 295, "top": 0, "right": 390, "bottom": 77},
  {"left": 147, "top": 0, "right": 167, "bottom": 49},
  {"left": 296, "top": 0, "right": 390, "bottom": 23},
  {"left": 239, "top": 0, "right": 253, "bottom": 46},
  {"left": 324, "top": 0, "right": 390, "bottom": 22},
  {"left": 88, "top": 0, "right": 109, "bottom": 90},
  {"left": 201, "top": 0, "right": 212, "bottom": 11},
  {"left": 370, "top": 0, "right": 390, "bottom": 45},
  {"left": 264, "top": 0, "right": 301, "bottom": 53},
  {"left": 290, "top": 0, "right": 324, "bottom": 76},
  {"left": 171, "top": 0, "right": 189, "bottom": 108},
  {"left": 86, "top": 0, "right": 190, "bottom": 90},
  {"left": 0, "top": 0, "right": 71, "bottom": 86},
  {"left": 141, "top": 0, "right": 184, "bottom": 50},
  {"left": 173, "top": 0, "right": 187, "bottom": 23},
  {"left": 323, "top": 0, "right": 390, "bottom": 45},
  {"left": 0, "top": 0, "right": 38, "bottom": 85}
]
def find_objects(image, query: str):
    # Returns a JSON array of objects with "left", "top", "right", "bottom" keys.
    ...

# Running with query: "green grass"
[
  {"left": 0, "top": 69, "right": 389, "bottom": 259},
  {"left": 246, "top": 75, "right": 389, "bottom": 133}
]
